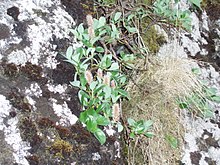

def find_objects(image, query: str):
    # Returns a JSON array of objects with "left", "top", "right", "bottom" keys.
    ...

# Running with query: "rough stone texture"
[
  {"left": 181, "top": 63, "right": 220, "bottom": 165},
  {"left": 0, "top": 0, "right": 122, "bottom": 164},
  {"left": 182, "top": 13, "right": 220, "bottom": 165},
  {"left": 156, "top": 5, "right": 220, "bottom": 164}
]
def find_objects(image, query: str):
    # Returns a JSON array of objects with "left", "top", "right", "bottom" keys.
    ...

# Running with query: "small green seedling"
[
  {"left": 178, "top": 86, "right": 220, "bottom": 118},
  {"left": 127, "top": 118, "right": 154, "bottom": 139}
]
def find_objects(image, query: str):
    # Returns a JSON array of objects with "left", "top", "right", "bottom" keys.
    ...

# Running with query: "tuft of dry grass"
[{"left": 123, "top": 56, "right": 203, "bottom": 165}]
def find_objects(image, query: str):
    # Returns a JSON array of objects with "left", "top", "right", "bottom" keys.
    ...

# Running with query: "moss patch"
[
  {"left": 141, "top": 24, "right": 166, "bottom": 54},
  {"left": 49, "top": 139, "right": 73, "bottom": 159}
]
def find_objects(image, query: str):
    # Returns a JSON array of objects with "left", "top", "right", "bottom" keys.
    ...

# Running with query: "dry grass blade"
[{"left": 123, "top": 56, "right": 203, "bottom": 165}]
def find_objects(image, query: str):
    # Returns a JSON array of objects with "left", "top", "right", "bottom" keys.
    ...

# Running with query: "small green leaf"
[
  {"left": 211, "top": 96, "right": 220, "bottom": 103},
  {"left": 165, "top": 135, "right": 178, "bottom": 149},
  {"left": 66, "top": 46, "right": 73, "bottom": 59},
  {"left": 144, "top": 132, "right": 154, "bottom": 138},
  {"left": 127, "top": 118, "right": 136, "bottom": 127},
  {"left": 93, "top": 19, "right": 99, "bottom": 30},
  {"left": 129, "top": 132, "right": 135, "bottom": 139},
  {"left": 96, "top": 46, "right": 105, "bottom": 53},
  {"left": 79, "top": 111, "right": 87, "bottom": 124},
  {"left": 82, "top": 33, "right": 89, "bottom": 41},
  {"left": 78, "top": 90, "right": 85, "bottom": 105},
  {"left": 179, "top": 102, "right": 188, "bottom": 109},
  {"left": 87, "top": 118, "right": 98, "bottom": 133},
  {"left": 127, "top": 14, "right": 135, "bottom": 21},
  {"left": 111, "top": 94, "right": 120, "bottom": 103},
  {"left": 78, "top": 23, "right": 84, "bottom": 34},
  {"left": 126, "top": 26, "right": 137, "bottom": 33},
  {"left": 117, "top": 89, "right": 128, "bottom": 98},
  {"left": 106, "top": 57, "right": 112, "bottom": 68},
  {"left": 119, "top": 76, "right": 127, "bottom": 84},
  {"left": 70, "top": 80, "right": 80, "bottom": 88},
  {"left": 91, "top": 36, "right": 100, "bottom": 45},
  {"left": 108, "top": 63, "right": 119, "bottom": 71},
  {"left": 78, "top": 90, "right": 90, "bottom": 105},
  {"left": 103, "top": 86, "right": 112, "bottom": 99},
  {"left": 90, "top": 81, "right": 98, "bottom": 90},
  {"left": 134, "top": 122, "right": 145, "bottom": 134},
  {"left": 94, "top": 84, "right": 105, "bottom": 95},
  {"left": 94, "top": 128, "right": 106, "bottom": 145},
  {"left": 191, "top": 68, "right": 200, "bottom": 75},
  {"left": 98, "top": 17, "right": 106, "bottom": 28},
  {"left": 109, "top": 62, "right": 119, "bottom": 71},
  {"left": 111, "top": 24, "right": 117, "bottom": 32},
  {"left": 79, "top": 63, "right": 89, "bottom": 72},
  {"left": 100, "top": 55, "right": 112, "bottom": 69},
  {"left": 143, "top": 120, "right": 153, "bottom": 130},
  {"left": 117, "top": 122, "right": 124, "bottom": 132},
  {"left": 114, "top": 12, "right": 122, "bottom": 22},
  {"left": 80, "top": 75, "right": 87, "bottom": 87},
  {"left": 69, "top": 29, "right": 78, "bottom": 37},
  {"left": 97, "top": 115, "right": 110, "bottom": 126}
]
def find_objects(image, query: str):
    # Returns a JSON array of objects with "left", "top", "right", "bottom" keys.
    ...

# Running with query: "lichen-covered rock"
[
  {"left": 0, "top": 0, "right": 122, "bottom": 164},
  {"left": 156, "top": 6, "right": 220, "bottom": 164}
]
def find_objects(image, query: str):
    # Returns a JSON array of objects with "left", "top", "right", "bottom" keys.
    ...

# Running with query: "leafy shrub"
[{"left": 64, "top": 14, "right": 131, "bottom": 144}]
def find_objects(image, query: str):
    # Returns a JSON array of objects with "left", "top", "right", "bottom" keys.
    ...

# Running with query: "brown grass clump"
[{"left": 123, "top": 56, "right": 202, "bottom": 165}]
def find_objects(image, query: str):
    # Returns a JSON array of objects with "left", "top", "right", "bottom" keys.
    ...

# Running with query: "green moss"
[
  {"left": 141, "top": 24, "right": 166, "bottom": 54},
  {"left": 49, "top": 139, "right": 73, "bottom": 159}
]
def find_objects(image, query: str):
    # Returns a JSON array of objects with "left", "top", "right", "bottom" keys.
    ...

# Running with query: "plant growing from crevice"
[
  {"left": 64, "top": 0, "right": 204, "bottom": 145},
  {"left": 178, "top": 68, "right": 220, "bottom": 118},
  {"left": 127, "top": 118, "right": 153, "bottom": 139},
  {"left": 178, "top": 86, "right": 220, "bottom": 118},
  {"left": 64, "top": 13, "right": 136, "bottom": 144},
  {"left": 153, "top": 0, "right": 202, "bottom": 30}
]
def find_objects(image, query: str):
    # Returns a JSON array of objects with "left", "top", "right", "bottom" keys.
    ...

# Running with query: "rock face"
[
  {"left": 180, "top": 11, "right": 220, "bottom": 165},
  {"left": 157, "top": 7, "right": 220, "bottom": 165},
  {"left": 0, "top": 0, "right": 122, "bottom": 164},
  {"left": 154, "top": 0, "right": 220, "bottom": 162}
]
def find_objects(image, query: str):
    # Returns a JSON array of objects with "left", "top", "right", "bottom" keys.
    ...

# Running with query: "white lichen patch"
[
  {"left": 47, "top": 84, "right": 67, "bottom": 94},
  {"left": 181, "top": 64, "right": 220, "bottom": 165},
  {"left": 180, "top": 11, "right": 210, "bottom": 56},
  {"left": 50, "top": 98, "right": 78, "bottom": 126},
  {"left": 114, "top": 141, "right": 121, "bottom": 158},
  {"left": 181, "top": 35, "right": 201, "bottom": 55},
  {"left": 182, "top": 116, "right": 220, "bottom": 164},
  {"left": 104, "top": 125, "right": 116, "bottom": 136},
  {"left": 157, "top": 39, "right": 188, "bottom": 58},
  {"left": 25, "top": 83, "right": 42, "bottom": 97},
  {"left": 208, "top": 147, "right": 220, "bottom": 164},
  {"left": 25, "top": 96, "right": 36, "bottom": 110},
  {"left": 92, "top": 152, "right": 101, "bottom": 161},
  {"left": 1, "top": 0, "right": 76, "bottom": 68},
  {"left": 0, "top": 95, "right": 30, "bottom": 165}
]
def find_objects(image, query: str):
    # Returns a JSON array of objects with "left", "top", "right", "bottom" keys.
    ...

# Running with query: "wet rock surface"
[{"left": 0, "top": 0, "right": 122, "bottom": 164}]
